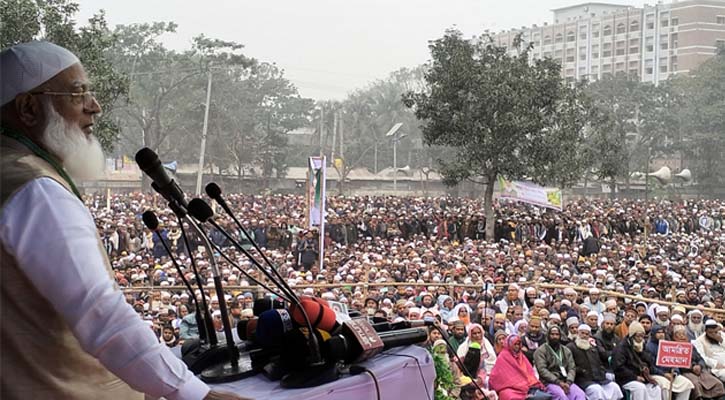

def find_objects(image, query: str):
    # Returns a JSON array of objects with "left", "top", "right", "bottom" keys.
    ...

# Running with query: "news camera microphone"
[
  {"left": 135, "top": 148, "right": 186, "bottom": 207},
  {"left": 325, "top": 319, "right": 428, "bottom": 364}
]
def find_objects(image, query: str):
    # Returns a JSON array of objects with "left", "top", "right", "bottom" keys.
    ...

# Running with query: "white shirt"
[{"left": 0, "top": 178, "right": 209, "bottom": 400}]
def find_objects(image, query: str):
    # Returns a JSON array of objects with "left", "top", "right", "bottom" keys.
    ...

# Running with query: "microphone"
[
  {"left": 371, "top": 317, "right": 436, "bottom": 333},
  {"left": 141, "top": 210, "right": 215, "bottom": 345},
  {"left": 185, "top": 199, "right": 291, "bottom": 302},
  {"left": 135, "top": 148, "right": 186, "bottom": 206},
  {"left": 204, "top": 184, "right": 298, "bottom": 301}
]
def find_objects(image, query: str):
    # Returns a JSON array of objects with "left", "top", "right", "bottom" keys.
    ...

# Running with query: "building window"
[
  {"left": 717, "top": 39, "right": 725, "bottom": 49},
  {"left": 630, "top": 46, "right": 639, "bottom": 54},
  {"left": 671, "top": 33, "right": 678, "bottom": 49},
  {"left": 631, "top": 20, "right": 640, "bottom": 31},
  {"left": 660, "top": 65, "right": 668, "bottom": 73},
  {"left": 603, "top": 43, "right": 612, "bottom": 57},
  {"left": 603, "top": 63, "right": 612, "bottom": 72},
  {"left": 616, "top": 23, "right": 626, "bottom": 34},
  {"left": 580, "top": 31, "right": 587, "bottom": 40},
  {"left": 580, "top": 53, "right": 587, "bottom": 61},
  {"left": 592, "top": 65, "right": 599, "bottom": 74},
  {"left": 615, "top": 62, "right": 625, "bottom": 70},
  {"left": 567, "top": 31, "right": 575, "bottom": 42},
  {"left": 603, "top": 25, "right": 612, "bottom": 35},
  {"left": 555, "top": 33, "right": 563, "bottom": 43},
  {"left": 645, "top": 67, "right": 653, "bottom": 74},
  {"left": 671, "top": 56, "right": 678, "bottom": 72},
  {"left": 647, "top": 21, "right": 654, "bottom": 29},
  {"left": 661, "top": 19, "right": 669, "bottom": 27},
  {"left": 543, "top": 35, "right": 552, "bottom": 45},
  {"left": 717, "top": 16, "right": 725, "bottom": 25},
  {"left": 671, "top": 18, "right": 678, "bottom": 26},
  {"left": 645, "top": 36, "right": 654, "bottom": 52},
  {"left": 629, "top": 60, "right": 639, "bottom": 68}
]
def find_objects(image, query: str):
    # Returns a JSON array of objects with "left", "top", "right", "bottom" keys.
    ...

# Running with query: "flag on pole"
[{"left": 307, "top": 157, "right": 327, "bottom": 269}]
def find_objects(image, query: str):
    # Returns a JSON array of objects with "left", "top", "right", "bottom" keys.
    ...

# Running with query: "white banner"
[{"left": 497, "top": 177, "right": 563, "bottom": 211}]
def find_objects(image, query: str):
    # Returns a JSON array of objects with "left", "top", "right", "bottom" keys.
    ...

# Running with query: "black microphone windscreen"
[
  {"left": 142, "top": 210, "right": 159, "bottom": 230},
  {"left": 205, "top": 182, "right": 222, "bottom": 199},
  {"left": 187, "top": 198, "right": 214, "bottom": 222},
  {"left": 135, "top": 147, "right": 160, "bottom": 172}
]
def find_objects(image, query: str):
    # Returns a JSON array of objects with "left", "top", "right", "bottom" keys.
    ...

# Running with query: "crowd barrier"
[{"left": 121, "top": 280, "right": 725, "bottom": 315}]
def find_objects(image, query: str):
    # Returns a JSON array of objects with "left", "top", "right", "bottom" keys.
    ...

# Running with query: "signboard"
[
  {"left": 498, "top": 177, "right": 563, "bottom": 211},
  {"left": 656, "top": 340, "right": 693, "bottom": 369}
]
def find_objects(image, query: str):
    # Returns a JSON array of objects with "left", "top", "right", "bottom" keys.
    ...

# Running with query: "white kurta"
[{"left": 0, "top": 178, "right": 209, "bottom": 400}]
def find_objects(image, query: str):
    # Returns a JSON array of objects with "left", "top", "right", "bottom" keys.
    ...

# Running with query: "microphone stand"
[{"left": 175, "top": 201, "right": 250, "bottom": 382}]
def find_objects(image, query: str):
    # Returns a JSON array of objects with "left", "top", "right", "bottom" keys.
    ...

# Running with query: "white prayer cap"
[
  {"left": 587, "top": 311, "right": 599, "bottom": 318},
  {"left": 578, "top": 324, "right": 592, "bottom": 332},
  {"left": 1, "top": 41, "right": 80, "bottom": 106}
]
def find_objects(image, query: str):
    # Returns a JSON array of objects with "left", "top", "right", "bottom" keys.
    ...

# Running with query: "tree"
[
  {"left": 1, "top": 0, "right": 129, "bottom": 151},
  {"left": 207, "top": 61, "right": 313, "bottom": 182},
  {"left": 404, "top": 29, "right": 591, "bottom": 240},
  {"left": 585, "top": 73, "right": 681, "bottom": 196},
  {"left": 672, "top": 48, "right": 725, "bottom": 194}
]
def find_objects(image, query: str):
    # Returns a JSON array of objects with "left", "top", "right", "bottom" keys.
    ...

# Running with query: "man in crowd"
[
  {"left": 0, "top": 41, "right": 242, "bottom": 400},
  {"left": 533, "top": 326, "right": 586, "bottom": 400},
  {"left": 612, "top": 322, "right": 662, "bottom": 400},
  {"left": 567, "top": 324, "right": 623, "bottom": 400},
  {"left": 693, "top": 320, "right": 725, "bottom": 382}
]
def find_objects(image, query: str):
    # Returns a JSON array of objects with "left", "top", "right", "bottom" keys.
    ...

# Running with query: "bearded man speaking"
[{"left": 0, "top": 42, "right": 245, "bottom": 400}]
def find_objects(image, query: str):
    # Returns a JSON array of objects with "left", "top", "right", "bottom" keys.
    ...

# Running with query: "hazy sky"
[{"left": 75, "top": 0, "right": 648, "bottom": 100}]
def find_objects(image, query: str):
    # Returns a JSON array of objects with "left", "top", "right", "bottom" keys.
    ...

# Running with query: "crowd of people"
[{"left": 94, "top": 192, "right": 725, "bottom": 400}]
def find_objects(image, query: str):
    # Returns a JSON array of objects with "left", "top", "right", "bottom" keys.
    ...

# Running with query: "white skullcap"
[
  {"left": 1, "top": 41, "right": 79, "bottom": 105},
  {"left": 566, "top": 316, "right": 580, "bottom": 327},
  {"left": 671, "top": 314, "right": 684, "bottom": 322},
  {"left": 587, "top": 311, "right": 599, "bottom": 318},
  {"left": 578, "top": 324, "right": 592, "bottom": 332}
]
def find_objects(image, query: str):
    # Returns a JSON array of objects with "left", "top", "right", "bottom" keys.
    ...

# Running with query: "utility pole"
[
  {"left": 318, "top": 107, "right": 324, "bottom": 157},
  {"left": 331, "top": 111, "right": 337, "bottom": 165},
  {"left": 195, "top": 69, "right": 213, "bottom": 195},
  {"left": 339, "top": 112, "right": 344, "bottom": 194}
]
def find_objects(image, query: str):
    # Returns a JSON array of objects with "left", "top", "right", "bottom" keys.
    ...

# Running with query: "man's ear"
[{"left": 15, "top": 93, "right": 44, "bottom": 127}]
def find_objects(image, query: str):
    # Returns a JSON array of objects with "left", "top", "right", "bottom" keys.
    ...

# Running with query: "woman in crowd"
[
  {"left": 489, "top": 335, "right": 548, "bottom": 400},
  {"left": 647, "top": 325, "right": 695, "bottom": 400}
]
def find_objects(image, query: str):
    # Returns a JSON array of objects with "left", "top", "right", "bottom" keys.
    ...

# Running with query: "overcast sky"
[{"left": 75, "top": 0, "right": 648, "bottom": 100}]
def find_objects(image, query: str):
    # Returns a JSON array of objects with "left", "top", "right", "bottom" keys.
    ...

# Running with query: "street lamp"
[{"left": 385, "top": 123, "right": 404, "bottom": 192}]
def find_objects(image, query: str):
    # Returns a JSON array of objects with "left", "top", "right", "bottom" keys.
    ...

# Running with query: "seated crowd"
[{"left": 91, "top": 192, "right": 725, "bottom": 400}]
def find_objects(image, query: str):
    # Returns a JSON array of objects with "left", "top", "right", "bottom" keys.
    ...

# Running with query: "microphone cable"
[
  {"left": 349, "top": 365, "right": 381, "bottom": 400},
  {"left": 431, "top": 324, "right": 489, "bottom": 400},
  {"left": 380, "top": 351, "right": 432, "bottom": 400}
]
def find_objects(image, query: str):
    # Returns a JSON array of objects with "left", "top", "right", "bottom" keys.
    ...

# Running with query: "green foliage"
[
  {"left": 0, "top": 0, "right": 129, "bottom": 151},
  {"left": 433, "top": 352, "right": 456, "bottom": 400}
]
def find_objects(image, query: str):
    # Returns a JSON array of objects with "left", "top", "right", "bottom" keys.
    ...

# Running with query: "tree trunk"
[
  {"left": 484, "top": 173, "right": 496, "bottom": 242},
  {"left": 609, "top": 177, "right": 616, "bottom": 200}
]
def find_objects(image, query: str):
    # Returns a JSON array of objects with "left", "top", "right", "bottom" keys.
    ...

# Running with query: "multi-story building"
[{"left": 492, "top": 0, "right": 725, "bottom": 83}]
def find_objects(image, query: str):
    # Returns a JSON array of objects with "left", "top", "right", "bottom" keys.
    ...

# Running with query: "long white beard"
[
  {"left": 633, "top": 340, "right": 644, "bottom": 352},
  {"left": 688, "top": 322, "right": 703, "bottom": 334},
  {"left": 657, "top": 319, "right": 670, "bottom": 327},
  {"left": 41, "top": 101, "right": 105, "bottom": 181},
  {"left": 575, "top": 337, "right": 591, "bottom": 350}
]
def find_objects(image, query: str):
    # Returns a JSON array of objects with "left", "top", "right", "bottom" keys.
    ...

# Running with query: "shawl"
[
  {"left": 457, "top": 323, "right": 498, "bottom": 374},
  {"left": 489, "top": 335, "right": 543, "bottom": 393}
]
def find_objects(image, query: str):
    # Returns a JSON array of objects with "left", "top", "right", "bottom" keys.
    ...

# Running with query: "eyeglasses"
[{"left": 30, "top": 90, "right": 97, "bottom": 106}]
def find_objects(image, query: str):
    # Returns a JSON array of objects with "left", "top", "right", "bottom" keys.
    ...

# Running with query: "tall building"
[{"left": 492, "top": 0, "right": 725, "bottom": 82}]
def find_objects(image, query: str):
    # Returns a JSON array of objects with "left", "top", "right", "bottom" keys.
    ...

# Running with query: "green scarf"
[{"left": 1, "top": 126, "right": 83, "bottom": 200}]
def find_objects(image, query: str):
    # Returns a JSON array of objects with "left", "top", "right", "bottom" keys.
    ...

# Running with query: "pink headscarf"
[{"left": 489, "top": 335, "right": 543, "bottom": 395}]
